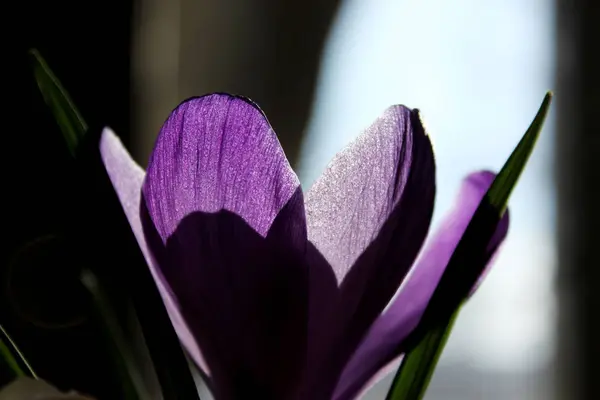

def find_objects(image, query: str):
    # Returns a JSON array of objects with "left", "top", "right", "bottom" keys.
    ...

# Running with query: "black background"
[{"left": 3, "top": 1, "right": 134, "bottom": 397}]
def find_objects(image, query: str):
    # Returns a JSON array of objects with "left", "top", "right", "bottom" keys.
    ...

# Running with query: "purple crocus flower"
[{"left": 99, "top": 94, "right": 509, "bottom": 400}]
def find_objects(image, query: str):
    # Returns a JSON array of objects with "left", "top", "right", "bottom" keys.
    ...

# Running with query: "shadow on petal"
[
  {"left": 142, "top": 188, "right": 313, "bottom": 399},
  {"left": 333, "top": 171, "right": 510, "bottom": 400},
  {"left": 301, "top": 111, "right": 435, "bottom": 400}
]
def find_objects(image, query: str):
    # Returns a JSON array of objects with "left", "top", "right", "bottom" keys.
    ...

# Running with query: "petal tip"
[
  {"left": 173, "top": 93, "right": 268, "bottom": 122},
  {"left": 379, "top": 105, "right": 431, "bottom": 146},
  {"left": 99, "top": 126, "right": 120, "bottom": 151},
  {"left": 380, "top": 104, "right": 413, "bottom": 124},
  {"left": 143, "top": 91, "right": 300, "bottom": 241},
  {"left": 465, "top": 170, "right": 497, "bottom": 191}
]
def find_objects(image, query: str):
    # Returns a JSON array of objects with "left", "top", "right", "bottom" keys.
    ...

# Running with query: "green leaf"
[
  {"left": 386, "top": 92, "right": 553, "bottom": 400},
  {"left": 81, "top": 270, "right": 150, "bottom": 400},
  {"left": 385, "top": 308, "right": 459, "bottom": 400},
  {"left": 30, "top": 50, "right": 201, "bottom": 400},
  {"left": 0, "top": 325, "right": 37, "bottom": 379},
  {"left": 121, "top": 255, "right": 203, "bottom": 400},
  {"left": 29, "top": 49, "right": 88, "bottom": 157},
  {"left": 486, "top": 92, "right": 553, "bottom": 213}
]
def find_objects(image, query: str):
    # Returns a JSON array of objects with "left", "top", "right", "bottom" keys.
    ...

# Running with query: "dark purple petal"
[
  {"left": 99, "top": 128, "right": 207, "bottom": 372},
  {"left": 302, "top": 106, "right": 435, "bottom": 398},
  {"left": 140, "top": 94, "right": 309, "bottom": 398},
  {"left": 333, "top": 171, "right": 510, "bottom": 400},
  {"left": 146, "top": 190, "right": 308, "bottom": 399},
  {"left": 142, "top": 94, "right": 300, "bottom": 242}
]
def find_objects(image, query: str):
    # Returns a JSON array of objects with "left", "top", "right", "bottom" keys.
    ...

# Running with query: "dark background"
[{"left": 4, "top": 0, "right": 133, "bottom": 397}]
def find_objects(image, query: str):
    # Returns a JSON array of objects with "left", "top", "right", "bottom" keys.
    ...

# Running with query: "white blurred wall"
[{"left": 298, "top": 1, "right": 555, "bottom": 398}]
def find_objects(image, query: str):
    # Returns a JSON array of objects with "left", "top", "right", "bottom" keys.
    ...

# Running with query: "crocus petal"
[
  {"left": 99, "top": 128, "right": 207, "bottom": 373},
  {"left": 142, "top": 94, "right": 299, "bottom": 242},
  {"left": 140, "top": 94, "right": 308, "bottom": 398},
  {"left": 333, "top": 170, "right": 510, "bottom": 400},
  {"left": 150, "top": 193, "right": 308, "bottom": 399},
  {"left": 303, "top": 106, "right": 435, "bottom": 398},
  {"left": 305, "top": 106, "right": 434, "bottom": 284}
]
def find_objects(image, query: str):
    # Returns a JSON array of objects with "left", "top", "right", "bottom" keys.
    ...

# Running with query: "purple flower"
[{"left": 99, "top": 94, "right": 509, "bottom": 400}]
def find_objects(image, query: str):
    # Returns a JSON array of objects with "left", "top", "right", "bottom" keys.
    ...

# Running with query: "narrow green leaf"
[
  {"left": 30, "top": 50, "right": 201, "bottom": 399},
  {"left": 0, "top": 325, "right": 37, "bottom": 379},
  {"left": 386, "top": 92, "right": 553, "bottom": 400},
  {"left": 121, "top": 254, "right": 203, "bottom": 400},
  {"left": 487, "top": 91, "right": 553, "bottom": 213},
  {"left": 29, "top": 48, "right": 88, "bottom": 157},
  {"left": 81, "top": 270, "right": 149, "bottom": 400},
  {"left": 385, "top": 308, "right": 459, "bottom": 400}
]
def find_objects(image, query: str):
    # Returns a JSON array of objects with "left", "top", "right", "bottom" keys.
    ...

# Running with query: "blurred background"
[{"left": 5, "top": 0, "right": 599, "bottom": 399}]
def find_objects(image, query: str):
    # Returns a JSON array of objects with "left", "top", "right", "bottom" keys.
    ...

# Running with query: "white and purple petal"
[
  {"left": 99, "top": 127, "right": 207, "bottom": 373},
  {"left": 303, "top": 106, "right": 436, "bottom": 398},
  {"left": 333, "top": 171, "right": 510, "bottom": 400}
]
